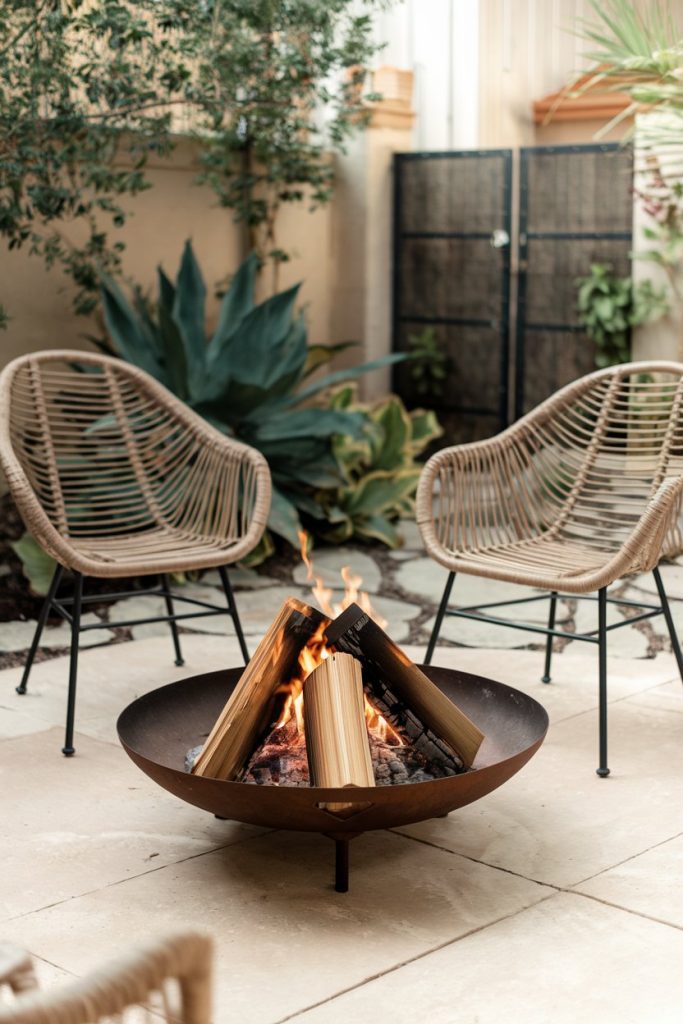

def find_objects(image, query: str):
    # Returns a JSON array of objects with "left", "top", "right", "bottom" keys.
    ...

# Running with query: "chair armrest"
[{"left": 610, "top": 475, "right": 683, "bottom": 577}]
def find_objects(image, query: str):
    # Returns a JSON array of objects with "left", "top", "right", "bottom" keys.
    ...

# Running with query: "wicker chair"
[
  {"left": 417, "top": 361, "right": 683, "bottom": 776},
  {"left": 0, "top": 351, "right": 271, "bottom": 755},
  {"left": 0, "top": 946, "right": 37, "bottom": 1001},
  {"left": 0, "top": 932, "right": 212, "bottom": 1024}
]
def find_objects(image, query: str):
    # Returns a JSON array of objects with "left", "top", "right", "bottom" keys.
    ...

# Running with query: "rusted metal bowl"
[{"left": 117, "top": 665, "right": 549, "bottom": 834}]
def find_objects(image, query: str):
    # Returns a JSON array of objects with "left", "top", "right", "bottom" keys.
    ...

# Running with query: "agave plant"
[
  {"left": 99, "top": 242, "right": 405, "bottom": 549},
  {"left": 316, "top": 385, "right": 442, "bottom": 546}
]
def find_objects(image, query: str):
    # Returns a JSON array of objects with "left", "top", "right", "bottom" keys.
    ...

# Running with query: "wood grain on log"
[{"left": 192, "top": 598, "right": 329, "bottom": 780}]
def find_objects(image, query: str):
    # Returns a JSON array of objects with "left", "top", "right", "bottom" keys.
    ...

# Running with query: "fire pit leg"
[{"left": 334, "top": 839, "right": 349, "bottom": 893}]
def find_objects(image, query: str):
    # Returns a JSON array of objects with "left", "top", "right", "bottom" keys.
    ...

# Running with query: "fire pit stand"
[{"left": 117, "top": 665, "right": 548, "bottom": 892}]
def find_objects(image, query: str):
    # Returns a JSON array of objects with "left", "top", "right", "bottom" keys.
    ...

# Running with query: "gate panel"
[
  {"left": 393, "top": 150, "right": 512, "bottom": 444},
  {"left": 515, "top": 144, "right": 633, "bottom": 417}
]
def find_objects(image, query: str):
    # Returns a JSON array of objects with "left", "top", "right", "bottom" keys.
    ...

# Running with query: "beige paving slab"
[
  {"left": 575, "top": 833, "right": 683, "bottom": 928},
  {"left": 625, "top": 678, "right": 683, "bottom": 715},
  {"left": 631, "top": 563, "right": 683, "bottom": 599},
  {"left": 396, "top": 519, "right": 423, "bottom": 550},
  {"left": 285, "top": 893, "right": 683, "bottom": 1024},
  {"left": 401, "top": 644, "right": 679, "bottom": 725},
  {"left": 4, "top": 831, "right": 551, "bottom": 1024},
  {"left": 0, "top": 634, "right": 247, "bottom": 744},
  {"left": 0, "top": 728, "right": 263, "bottom": 920},
  {"left": 397, "top": 699, "right": 683, "bottom": 888},
  {"left": 0, "top": 614, "right": 114, "bottom": 653},
  {"left": 0, "top": 701, "right": 54, "bottom": 741}
]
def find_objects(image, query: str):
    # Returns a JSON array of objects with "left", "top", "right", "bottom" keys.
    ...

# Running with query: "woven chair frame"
[
  {"left": 0, "top": 946, "right": 37, "bottom": 1001},
  {"left": 416, "top": 361, "right": 683, "bottom": 595},
  {"left": 0, "top": 351, "right": 271, "bottom": 578},
  {"left": 0, "top": 932, "right": 212, "bottom": 1024}
]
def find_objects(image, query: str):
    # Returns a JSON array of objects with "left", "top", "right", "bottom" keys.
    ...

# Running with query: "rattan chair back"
[
  {"left": 0, "top": 351, "right": 271, "bottom": 576},
  {"left": 0, "top": 932, "right": 212, "bottom": 1024},
  {"left": 417, "top": 362, "right": 683, "bottom": 592}
]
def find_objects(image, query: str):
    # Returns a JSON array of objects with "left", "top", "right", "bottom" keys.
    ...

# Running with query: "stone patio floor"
[{"left": 1, "top": 524, "right": 683, "bottom": 1022}]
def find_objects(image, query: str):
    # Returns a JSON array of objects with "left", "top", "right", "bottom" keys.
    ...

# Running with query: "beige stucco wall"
[{"left": 0, "top": 139, "right": 333, "bottom": 373}]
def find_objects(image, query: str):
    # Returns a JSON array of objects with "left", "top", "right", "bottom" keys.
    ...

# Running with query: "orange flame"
[
  {"left": 272, "top": 537, "right": 403, "bottom": 746},
  {"left": 297, "top": 531, "right": 388, "bottom": 630}
]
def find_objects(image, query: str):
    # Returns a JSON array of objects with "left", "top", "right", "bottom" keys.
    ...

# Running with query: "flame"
[
  {"left": 297, "top": 531, "right": 388, "bottom": 630},
  {"left": 272, "top": 539, "right": 403, "bottom": 746}
]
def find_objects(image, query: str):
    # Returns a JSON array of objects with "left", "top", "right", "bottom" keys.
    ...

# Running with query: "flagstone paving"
[{"left": 1, "top": 527, "right": 683, "bottom": 1022}]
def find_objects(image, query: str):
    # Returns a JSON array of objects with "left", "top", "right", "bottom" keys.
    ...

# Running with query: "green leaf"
[
  {"left": 11, "top": 534, "right": 56, "bottom": 596},
  {"left": 268, "top": 486, "right": 303, "bottom": 547},
  {"left": 100, "top": 275, "right": 166, "bottom": 383},
  {"left": 409, "top": 408, "right": 443, "bottom": 454},
  {"left": 157, "top": 265, "right": 176, "bottom": 315},
  {"left": 345, "top": 468, "right": 421, "bottom": 516},
  {"left": 158, "top": 299, "right": 188, "bottom": 400},
  {"left": 304, "top": 341, "right": 359, "bottom": 378},
  {"left": 251, "top": 408, "right": 366, "bottom": 442},
  {"left": 207, "top": 251, "right": 258, "bottom": 366},
  {"left": 370, "top": 397, "right": 411, "bottom": 471},
  {"left": 320, "top": 516, "right": 354, "bottom": 544},
  {"left": 225, "top": 283, "right": 302, "bottom": 389},
  {"left": 173, "top": 240, "right": 207, "bottom": 391},
  {"left": 353, "top": 514, "right": 401, "bottom": 548}
]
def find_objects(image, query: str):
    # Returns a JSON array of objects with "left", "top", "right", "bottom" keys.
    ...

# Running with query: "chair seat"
[
  {"left": 67, "top": 525, "right": 245, "bottom": 577},
  {"left": 440, "top": 533, "right": 624, "bottom": 593}
]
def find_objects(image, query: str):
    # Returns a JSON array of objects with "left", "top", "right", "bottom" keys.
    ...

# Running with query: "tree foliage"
[
  {"left": 0, "top": 0, "right": 388, "bottom": 313},
  {"left": 0, "top": 0, "right": 187, "bottom": 312}
]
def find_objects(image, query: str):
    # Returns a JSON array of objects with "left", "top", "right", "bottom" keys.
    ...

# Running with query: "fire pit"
[{"left": 117, "top": 662, "right": 548, "bottom": 891}]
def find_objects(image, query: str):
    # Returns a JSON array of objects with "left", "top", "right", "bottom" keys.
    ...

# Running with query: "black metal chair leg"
[
  {"left": 652, "top": 565, "right": 683, "bottom": 684},
  {"left": 16, "top": 563, "right": 64, "bottom": 695},
  {"left": 424, "top": 571, "right": 456, "bottom": 665},
  {"left": 62, "top": 572, "right": 82, "bottom": 757},
  {"left": 160, "top": 574, "right": 184, "bottom": 666},
  {"left": 596, "top": 586, "right": 610, "bottom": 778},
  {"left": 541, "top": 591, "right": 557, "bottom": 683},
  {"left": 217, "top": 565, "right": 249, "bottom": 664}
]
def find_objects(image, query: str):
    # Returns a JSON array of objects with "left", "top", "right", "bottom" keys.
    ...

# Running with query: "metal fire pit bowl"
[{"left": 117, "top": 665, "right": 548, "bottom": 892}]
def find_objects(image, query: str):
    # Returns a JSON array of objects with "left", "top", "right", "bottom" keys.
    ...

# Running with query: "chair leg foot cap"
[
  {"left": 62, "top": 746, "right": 75, "bottom": 757},
  {"left": 15, "top": 685, "right": 27, "bottom": 695},
  {"left": 174, "top": 659, "right": 185, "bottom": 667},
  {"left": 541, "top": 675, "right": 551, "bottom": 684},
  {"left": 596, "top": 767, "right": 610, "bottom": 778}
]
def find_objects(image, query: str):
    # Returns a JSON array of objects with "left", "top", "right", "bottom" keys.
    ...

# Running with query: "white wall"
[
  {"left": 375, "top": 0, "right": 480, "bottom": 150},
  {"left": 376, "top": 0, "right": 606, "bottom": 151}
]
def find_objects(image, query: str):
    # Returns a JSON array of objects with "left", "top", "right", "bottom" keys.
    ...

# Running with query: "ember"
[{"left": 240, "top": 721, "right": 461, "bottom": 787}]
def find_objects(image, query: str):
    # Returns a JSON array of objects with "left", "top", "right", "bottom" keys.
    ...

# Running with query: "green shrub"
[
  {"left": 576, "top": 262, "right": 668, "bottom": 367},
  {"left": 316, "top": 386, "right": 442, "bottom": 547}
]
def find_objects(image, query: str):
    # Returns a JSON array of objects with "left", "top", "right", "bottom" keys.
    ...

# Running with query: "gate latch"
[{"left": 490, "top": 229, "right": 510, "bottom": 249}]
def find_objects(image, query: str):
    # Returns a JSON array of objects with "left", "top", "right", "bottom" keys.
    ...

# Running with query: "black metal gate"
[
  {"left": 392, "top": 143, "right": 634, "bottom": 441},
  {"left": 392, "top": 150, "right": 512, "bottom": 445},
  {"left": 515, "top": 143, "right": 634, "bottom": 417}
]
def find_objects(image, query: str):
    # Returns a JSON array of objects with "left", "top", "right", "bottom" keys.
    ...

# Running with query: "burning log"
[
  {"left": 304, "top": 652, "right": 375, "bottom": 814},
  {"left": 326, "top": 604, "right": 484, "bottom": 768},
  {"left": 192, "top": 598, "right": 329, "bottom": 781}
]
